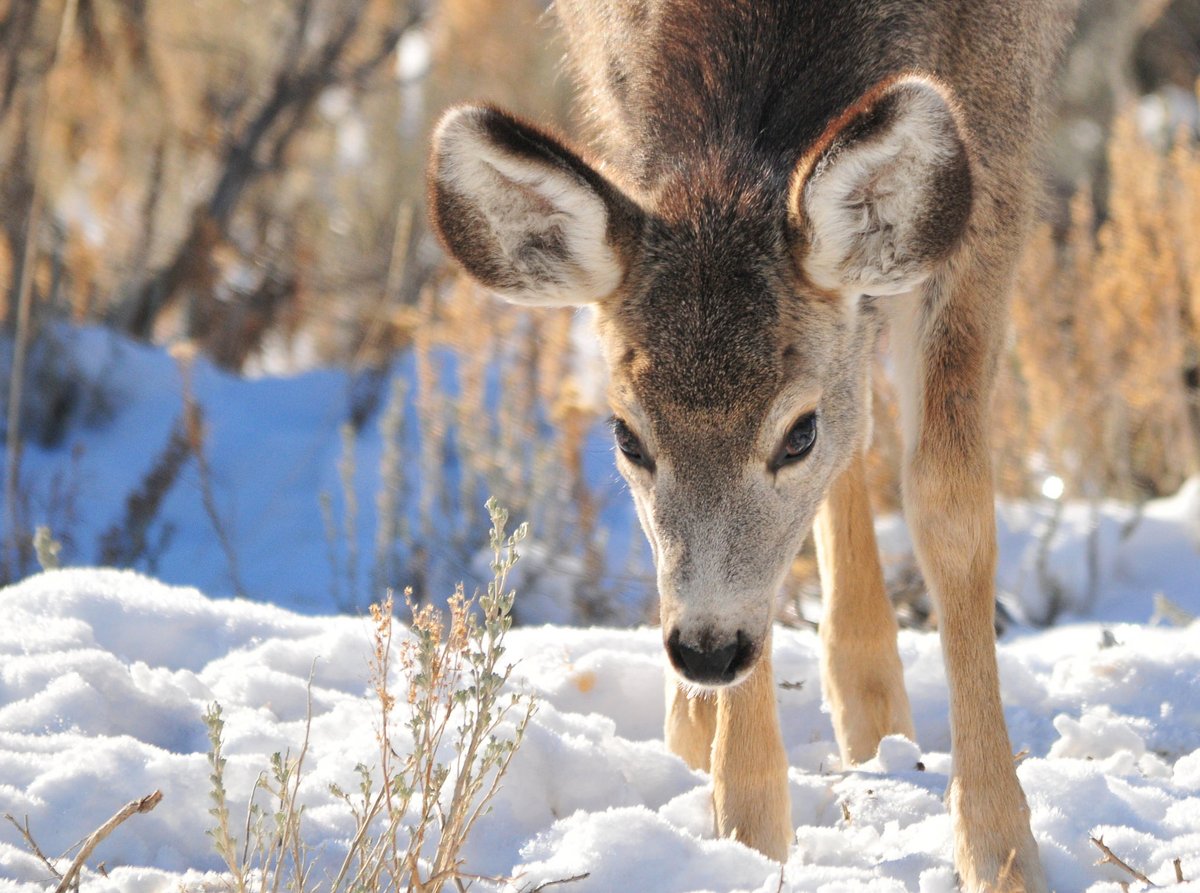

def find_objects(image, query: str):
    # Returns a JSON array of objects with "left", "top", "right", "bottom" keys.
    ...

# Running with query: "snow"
[{"left": 0, "top": 567, "right": 1197, "bottom": 892}]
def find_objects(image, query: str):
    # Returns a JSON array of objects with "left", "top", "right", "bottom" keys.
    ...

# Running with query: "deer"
[{"left": 427, "top": 2, "right": 1077, "bottom": 889}]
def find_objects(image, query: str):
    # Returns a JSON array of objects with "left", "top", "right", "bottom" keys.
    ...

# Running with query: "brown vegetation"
[{"left": 997, "top": 101, "right": 1200, "bottom": 503}]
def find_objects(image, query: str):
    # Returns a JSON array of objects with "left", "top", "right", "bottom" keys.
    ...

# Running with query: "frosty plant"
[
  {"left": 203, "top": 498, "right": 535, "bottom": 893},
  {"left": 349, "top": 495, "right": 536, "bottom": 891},
  {"left": 204, "top": 698, "right": 313, "bottom": 893}
]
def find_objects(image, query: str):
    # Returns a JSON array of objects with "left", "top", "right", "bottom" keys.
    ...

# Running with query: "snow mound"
[{"left": 0, "top": 569, "right": 1198, "bottom": 891}]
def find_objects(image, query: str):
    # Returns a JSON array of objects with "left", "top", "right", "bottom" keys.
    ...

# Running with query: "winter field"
[
  {"left": 1, "top": 330, "right": 1200, "bottom": 892},
  {"left": 0, "top": 566, "right": 1198, "bottom": 892}
]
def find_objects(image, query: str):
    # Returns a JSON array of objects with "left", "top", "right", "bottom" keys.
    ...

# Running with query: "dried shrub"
[
  {"left": 203, "top": 498, "right": 535, "bottom": 893},
  {"left": 995, "top": 93, "right": 1200, "bottom": 502}
]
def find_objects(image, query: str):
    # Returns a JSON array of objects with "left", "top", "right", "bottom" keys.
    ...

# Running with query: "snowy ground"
[{"left": 0, "top": 564, "right": 1197, "bottom": 892}]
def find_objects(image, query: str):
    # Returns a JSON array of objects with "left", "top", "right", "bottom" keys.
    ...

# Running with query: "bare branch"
[
  {"left": 53, "top": 791, "right": 163, "bottom": 893},
  {"left": 3, "top": 813, "right": 61, "bottom": 879},
  {"left": 120, "top": 0, "right": 426, "bottom": 342},
  {"left": 524, "top": 873, "right": 592, "bottom": 893},
  {"left": 1091, "top": 835, "right": 1157, "bottom": 888}
]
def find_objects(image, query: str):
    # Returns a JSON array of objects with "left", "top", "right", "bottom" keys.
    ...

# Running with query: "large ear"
[
  {"left": 428, "top": 105, "right": 639, "bottom": 307},
  {"left": 789, "top": 75, "right": 973, "bottom": 298}
]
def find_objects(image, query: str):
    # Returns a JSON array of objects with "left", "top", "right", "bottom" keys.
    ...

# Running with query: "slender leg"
[
  {"left": 814, "top": 453, "right": 916, "bottom": 765},
  {"left": 664, "top": 679, "right": 716, "bottom": 771},
  {"left": 711, "top": 644, "right": 792, "bottom": 862},
  {"left": 891, "top": 284, "right": 1046, "bottom": 893}
]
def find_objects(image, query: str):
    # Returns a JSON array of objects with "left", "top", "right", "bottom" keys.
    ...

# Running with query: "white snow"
[{"left": 0, "top": 566, "right": 1197, "bottom": 892}]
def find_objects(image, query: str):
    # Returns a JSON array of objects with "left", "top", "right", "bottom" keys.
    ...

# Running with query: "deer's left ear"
[{"left": 789, "top": 74, "right": 973, "bottom": 298}]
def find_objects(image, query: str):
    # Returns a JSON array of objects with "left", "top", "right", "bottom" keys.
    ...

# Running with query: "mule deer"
[{"left": 428, "top": 2, "right": 1076, "bottom": 889}]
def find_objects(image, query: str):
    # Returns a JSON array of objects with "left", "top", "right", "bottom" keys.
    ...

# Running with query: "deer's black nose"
[{"left": 666, "top": 628, "right": 753, "bottom": 685}]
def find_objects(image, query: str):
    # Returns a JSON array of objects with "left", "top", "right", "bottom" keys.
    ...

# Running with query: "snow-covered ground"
[
  {"left": 0, "top": 564, "right": 1197, "bottom": 892},
  {"left": 3, "top": 326, "right": 1200, "bottom": 891}
]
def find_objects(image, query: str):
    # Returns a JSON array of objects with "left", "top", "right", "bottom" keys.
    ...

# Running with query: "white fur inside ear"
[
  {"left": 801, "top": 79, "right": 966, "bottom": 297},
  {"left": 434, "top": 109, "right": 623, "bottom": 306}
]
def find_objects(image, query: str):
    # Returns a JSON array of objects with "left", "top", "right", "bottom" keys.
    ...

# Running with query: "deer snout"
[{"left": 666, "top": 627, "right": 755, "bottom": 685}]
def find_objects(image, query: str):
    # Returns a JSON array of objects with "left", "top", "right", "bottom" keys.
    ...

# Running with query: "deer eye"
[
  {"left": 773, "top": 412, "right": 818, "bottom": 469},
  {"left": 612, "top": 418, "right": 654, "bottom": 471}
]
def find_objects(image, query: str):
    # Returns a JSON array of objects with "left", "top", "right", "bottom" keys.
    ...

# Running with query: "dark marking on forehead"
[{"left": 618, "top": 155, "right": 789, "bottom": 415}]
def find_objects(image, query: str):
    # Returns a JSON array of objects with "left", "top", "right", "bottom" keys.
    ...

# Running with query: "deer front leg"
[
  {"left": 906, "top": 454, "right": 1043, "bottom": 892},
  {"left": 894, "top": 291, "right": 1046, "bottom": 893},
  {"left": 814, "top": 453, "right": 916, "bottom": 765},
  {"left": 710, "top": 646, "right": 792, "bottom": 862},
  {"left": 664, "top": 678, "right": 716, "bottom": 772}
]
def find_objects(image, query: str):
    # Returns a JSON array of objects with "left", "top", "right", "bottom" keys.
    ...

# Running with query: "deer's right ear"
[
  {"left": 428, "top": 106, "right": 638, "bottom": 307},
  {"left": 788, "top": 75, "right": 973, "bottom": 299}
]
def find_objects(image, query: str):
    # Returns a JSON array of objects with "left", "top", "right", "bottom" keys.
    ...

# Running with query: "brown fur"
[{"left": 427, "top": 2, "right": 1079, "bottom": 889}]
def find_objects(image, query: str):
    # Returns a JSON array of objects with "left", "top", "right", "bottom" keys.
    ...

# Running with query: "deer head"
[{"left": 428, "top": 75, "right": 972, "bottom": 686}]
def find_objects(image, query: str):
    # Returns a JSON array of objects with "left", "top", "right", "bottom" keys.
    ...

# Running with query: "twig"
[
  {"left": 1150, "top": 593, "right": 1195, "bottom": 627},
  {"left": 3, "top": 814, "right": 61, "bottom": 878},
  {"left": 1091, "top": 835, "right": 1157, "bottom": 887},
  {"left": 3, "top": 0, "right": 78, "bottom": 578},
  {"left": 1175, "top": 858, "right": 1185, "bottom": 883},
  {"left": 175, "top": 345, "right": 245, "bottom": 596},
  {"left": 525, "top": 873, "right": 591, "bottom": 893},
  {"left": 53, "top": 791, "right": 163, "bottom": 893}
]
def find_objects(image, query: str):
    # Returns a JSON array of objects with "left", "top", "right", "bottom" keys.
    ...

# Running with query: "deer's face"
[
  {"left": 428, "top": 76, "right": 972, "bottom": 686},
  {"left": 591, "top": 193, "right": 878, "bottom": 684}
]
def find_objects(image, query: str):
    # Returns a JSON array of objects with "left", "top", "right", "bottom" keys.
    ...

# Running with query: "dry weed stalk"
[
  {"left": 2, "top": 0, "right": 78, "bottom": 582},
  {"left": 401, "top": 275, "right": 633, "bottom": 619},
  {"left": 175, "top": 341, "right": 245, "bottom": 596},
  {"left": 371, "top": 496, "right": 536, "bottom": 891},
  {"left": 96, "top": 420, "right": 190, "bottom": 568},
  {"left": 1091, "top": 835, "right": 1157, "bottom": 887},
  {"left": 2, "top": 813, "right": 60, "bottom": 880},
  {"left": 373, "top": 374, "right": 411, "bottom": 598},
  {"left": 53, "top": 791, "right": 163, "bottom": 893},
  {"left": 520, "top": 873, "right": 592, "bottom": 893},
  {"left": 337, "top": 422, "right": 361, "bottom": 608},
  {"left": 414, "top": 285, "right": 446, "bottom": 597},
  {"left": 205, "top": 498, "right": 535, "bottom": 893}
]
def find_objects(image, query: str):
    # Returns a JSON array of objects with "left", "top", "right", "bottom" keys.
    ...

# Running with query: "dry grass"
[
  {"left": 201, "top": 498, "right": 535, "bottom": 893},
  {"left": 319, "top": 277, "right": 641, "bottom": 618},
  {"left": 994, "top": 93, "right": 1200, "bottom": 503}
]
